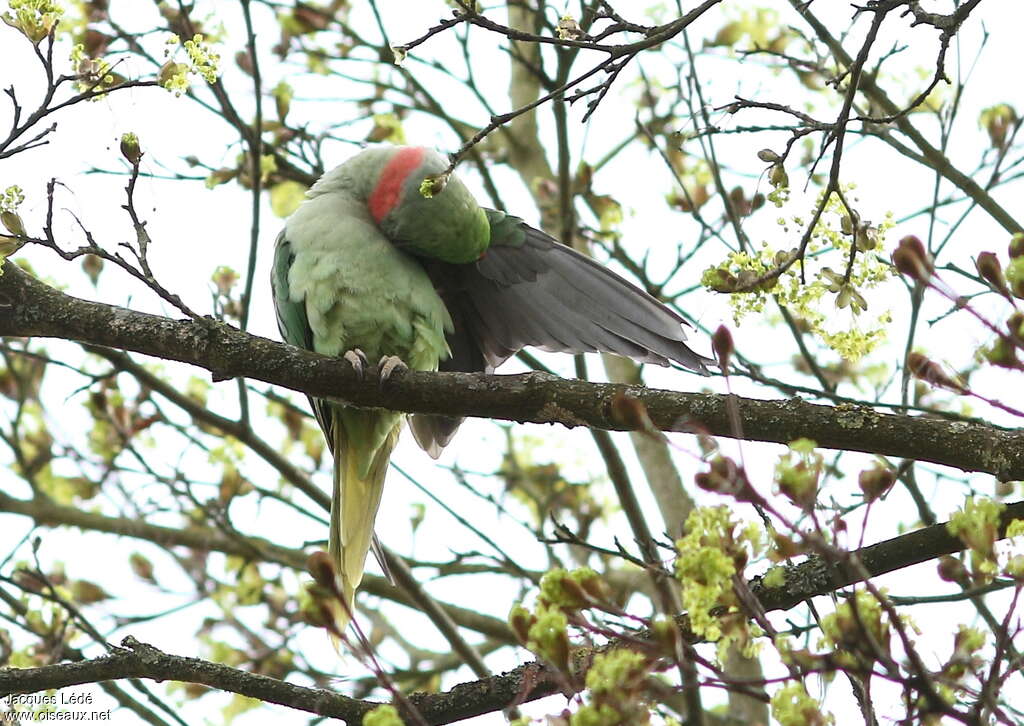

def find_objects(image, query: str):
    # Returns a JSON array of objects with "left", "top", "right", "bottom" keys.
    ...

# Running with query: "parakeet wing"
[
  {"left": 409, "top": 211, "right": 712, "bottom": 455},
  {"left": 432, "top": 211, "right": 713, "bottom": 372},
  {"left": 271, "top": 231, "right": 334, "bottom": 446}
]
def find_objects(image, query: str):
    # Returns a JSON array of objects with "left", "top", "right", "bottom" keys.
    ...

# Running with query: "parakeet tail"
[{"left": 328, "top": 415, "right": 399, "bottom": 636}]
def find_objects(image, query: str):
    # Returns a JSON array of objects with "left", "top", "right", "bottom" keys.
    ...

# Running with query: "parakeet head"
[{"left": 315, "top": 145, "right": 490, "bottom": 264}]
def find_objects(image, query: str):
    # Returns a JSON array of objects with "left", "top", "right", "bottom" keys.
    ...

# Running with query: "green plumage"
[
  {"left": 272, "top": 145, "right": 711, "bottom": 638},
  {"left": 272, "top": 164, "right": 456, "bottom": 632}
]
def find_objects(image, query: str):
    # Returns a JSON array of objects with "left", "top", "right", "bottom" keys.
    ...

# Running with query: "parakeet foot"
[
  {"left": 377, "top": 355, "right": 408, "bottom": 386},
  {"left": 343, "top": 348, "right": 369, "bottom": 378}
]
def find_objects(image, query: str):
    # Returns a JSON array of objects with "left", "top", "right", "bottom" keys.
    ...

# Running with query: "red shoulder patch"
[{"left": 368, "top": 147, "right": 426, "bottom": 223}]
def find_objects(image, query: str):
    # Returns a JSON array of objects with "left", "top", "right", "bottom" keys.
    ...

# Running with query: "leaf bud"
[
  {"left": 892, "top": 235, "right": 933, "bottom": 282},
  {"left": 306, "top": 551, "right": 339, "bottom": 595},
  {"left": 712, "top": 324, "right": 733, "bottom": 369},
  {"left": 119, "top": 132, "right": 142, "bottom": 165},
  {"left": 1009, "top": 233, "right": 1024, "bottom": 259}
]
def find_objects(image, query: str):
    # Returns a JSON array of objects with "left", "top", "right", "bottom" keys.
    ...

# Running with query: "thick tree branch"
[
  {"left": 1, "top": 262, "right": 1023, "bottom": 480},
  {"left": 0, "top": 635, "right": 561, "bottom": 725},
  {"left": 751, "top": 500, "right": 1024, "bottom": 612},
  {"left": 4, "top": 502, "right": 1021, "bottom": 724}
]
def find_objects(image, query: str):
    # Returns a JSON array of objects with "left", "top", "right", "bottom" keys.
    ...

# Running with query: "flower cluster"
[
  {"left": 701, "top": 185, "right": 894, "bottom": 361},
  {"left": 947, "top": 497, "right": 1006, "bottom": 582},
  {"left": 159, "top": 33, "right": 221, "bottom": 96},
  {"left": 69, "top": 42, "right": 117, "bottom": 95},
  {"left": 674, "top": 506, "right": 763, "bottom": 657},
  {"left": 2, "top": 0, "right": 63, "bottom": 44},
  {"left": 1, "top": 186, "right": 27, "bottom": 260},
  {"left": 508, "top": 567, "right": 615, "bottom": 673}
]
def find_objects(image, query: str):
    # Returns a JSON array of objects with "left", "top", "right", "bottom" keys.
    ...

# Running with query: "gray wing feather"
[
  {"left": 452, "top": 222, "right": 713, "bottom": 372},
  {"left": 409, "top": 220, "right": 712, "bottom": 456}
]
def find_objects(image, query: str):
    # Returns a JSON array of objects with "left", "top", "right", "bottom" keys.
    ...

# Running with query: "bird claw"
[
  {"left": 377, "top": 355, "right": 408, "bottom": 386},
  {"left": 343, "top": 349, "right": 369, "bottom": 378}
]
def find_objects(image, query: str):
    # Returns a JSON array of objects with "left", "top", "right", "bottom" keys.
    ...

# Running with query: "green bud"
[
  {"left": 768, "top": 162, "right": 788, "bottom": 188},
  {"left": 0, "top": 211, "right": 25, "bottom": 237},
  {"left": 1009, "top": 233, "right": 1024, "bottom": 259},
  {"left": 119, "top": 132, "right": 142, "bottom": 164},
  {"left": 419, "top": 173, "right": 447, "bottom": 199}
]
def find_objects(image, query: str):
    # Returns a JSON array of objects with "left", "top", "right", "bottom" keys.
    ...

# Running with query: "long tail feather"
[{"left": 329, "top": 417, "right": 399, "bottom": 635}]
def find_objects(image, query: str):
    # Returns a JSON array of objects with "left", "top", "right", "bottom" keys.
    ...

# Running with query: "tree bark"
[{"left": 2, "top": 262, "right": 1021, "bottom": 480}]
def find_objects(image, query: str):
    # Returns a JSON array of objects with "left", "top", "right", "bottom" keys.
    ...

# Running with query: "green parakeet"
[{"left": 271, "top": 146, "right": 712, "bottom": 633}]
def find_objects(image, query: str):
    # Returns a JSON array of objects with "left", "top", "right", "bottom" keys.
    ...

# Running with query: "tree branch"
[
  {"left": 4, "top": 502, "right": 1021, "bottom": 724},
  {"left": 0, "top": 489, "right": 514, "bottom": 643},
  {"left": 1, "top": 262, "right": 1022, "bottom": 479}
]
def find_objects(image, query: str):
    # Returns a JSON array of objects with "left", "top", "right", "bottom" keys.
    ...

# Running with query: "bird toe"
[
  {"left": 343, "top": 348, "right": 369, "bottom": 378},
  {"left": 377, "top": 355, "right": 408, "bottom": 386}
]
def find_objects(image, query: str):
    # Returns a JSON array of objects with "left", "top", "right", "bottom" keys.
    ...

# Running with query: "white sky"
[{"left": 2, "top": 1, "right": 1023, "bottom": 724}]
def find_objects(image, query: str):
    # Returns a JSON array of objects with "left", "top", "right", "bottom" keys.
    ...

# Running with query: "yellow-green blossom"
[
  {"left": 184, "top": 34, "right": 220, "bottom": 83},
  {"left": 819, "top": 589, "right": 890, "bottom": 666},
  {"left": 569, "top": 650, "right": 652, "bottom": 726},
  {"left": 537, "top": 567, "right": 609, "bottom": 611},
  {"left": 363, "top": 704, "right": 403, "bottom": 726},
  {"left": 1, "top": 186, "right": 27, "bottom": 262},
  {"left": 260, "top": 154, "right": 277, "bottom": 183},
  {"left": 701, "top": 187, "right": 893, "bottom": 361},
  {"left": 526, "top": 604, "right": 569, "bottom": 670},
  {"left": 675, "top": 506, "right": 763, "bottom": 649},
  {"left": 1, "top": 186, "right": 25, "bottom": 215},
  {"left": 159, "top": 33, "right": 220, "bottom": 96},
  {"left": 771, "top": 682, "right": 834, "bottom": 726},
  {"left": 762, "top": 566, "right": 786, "bottom": 589},
  {"left": 948, "top": 497, "right": 1005, "bottom": 581},
  {"left": 68, "top": 42, "right": 116, "bottom": 95},
  {"left": 774, "top": 438, "right": 823, "bottom": 510},
  {"left": 3, "top": 0, "right": 64, "bottom": 43},
  {"left": 272, "top": 80, "right": 294, "bottom": 121}
]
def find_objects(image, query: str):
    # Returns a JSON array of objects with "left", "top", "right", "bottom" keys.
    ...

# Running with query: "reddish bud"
[
  {"left": 938, "top": 556, "right": 967, "bottom": 583},
  {"left": 907, "top": 352, "right": 967, "bottom": 394},
  {"left": 770, "top": 531, "right": 802, "bottom": 560},
  {"left": 892, "top": 235, "right": 933, "bottom": 282},
  {"left": 508, "top": 605, "right": 534, "bottom": 645},
  {"left": 576, "top": 570, "right": 612, "bottom": 604},
  {"left": 129, "top": 552, "right": 156, "bottom": 584},
  {"left": 234, "top": 50, "right": 253, "bottom": 76},
  {"left": 695, "top": 455, "right": 759, "bottom": 503},
  {"left": 858, "top": 464, "right": 895, "bottom": 503},
  {"left": 712, "top": 325, "right": 733, "bottom": 370},
  {"left": 610, "top": 393, "right": 658, "bottom": 436},
  {"left": 82, "top": 254, "right": 103, "bottom": 286},
  {"left": 976, "top": 252, "right": 1013, "bottom": 301},
  {"left": 306, "top": 551, "right": 339, "bottom": 594}
]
